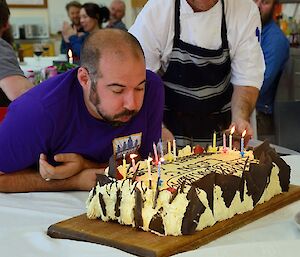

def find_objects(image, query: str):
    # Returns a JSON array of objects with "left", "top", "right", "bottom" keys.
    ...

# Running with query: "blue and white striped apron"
[{"left": 162, "top": 0, "right": 233, "bottom": 147}]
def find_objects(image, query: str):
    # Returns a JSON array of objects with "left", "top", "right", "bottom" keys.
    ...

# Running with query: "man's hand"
[
  {"left": 39, "top": 153, "right": 87, "bottom": 180},
  {"left": 162, "top": 127, "right": 175, "bottom": 142},
  {"left": 72, "top": 168, "right": 105, "bottom": 191}
]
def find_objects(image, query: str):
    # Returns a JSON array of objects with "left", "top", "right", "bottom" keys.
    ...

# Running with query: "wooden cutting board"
[{"left": 48, "top": 185, "right": 300, "bottom": 257}]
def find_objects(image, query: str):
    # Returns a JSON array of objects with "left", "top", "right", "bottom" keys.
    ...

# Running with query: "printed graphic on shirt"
[
  {"left": 256, "top": 27, "right": 260, "bottom": 42},
  {"left": 113, "top": 132, "right": 142, "bottom": 159}
]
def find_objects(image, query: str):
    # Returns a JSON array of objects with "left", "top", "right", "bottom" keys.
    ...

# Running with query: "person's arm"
[
  {"left": 69, "top": 34, "right": 87, "bottom": 57},
  {"left": 0, "top": 168, "right": 104, "bottom": 193},
  {"left": 0, "top": 75, "right": 33, "bottom": 101},
  {"left": 39, "top": 153, "right": 105, "bottom": 180},
  {"left": 231, "top": 85, "right": 259, "bottom": 139}
]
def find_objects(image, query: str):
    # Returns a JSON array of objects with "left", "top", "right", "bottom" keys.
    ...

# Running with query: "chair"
[{"left": 0, "top": 107, "right": 8, "bottom": 122}]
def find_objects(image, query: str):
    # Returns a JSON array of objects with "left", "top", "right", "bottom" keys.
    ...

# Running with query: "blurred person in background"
[
  {"left": 60, "top": 1, "right": 84, "bottom": 56},
  {"left": 62, "top": 2, "right": 110, "bottom": 59},
  {"left": 106, "top": 0, "right": 127, "bottom": 31},
  {"left": 254, "top": 0, "right": 289, "bottom": 142},
  {"left": 0, "top": 0, "right": 33, "bottom": 108}
]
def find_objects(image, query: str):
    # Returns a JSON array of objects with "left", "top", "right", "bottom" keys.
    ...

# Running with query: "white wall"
[{"left": 9, "top": 0, "right": 138, "bottom": 35}]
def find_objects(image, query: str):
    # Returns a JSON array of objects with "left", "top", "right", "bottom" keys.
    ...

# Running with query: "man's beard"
[
  {"left": 261, "top": 8, "right": 274, "bottom": 26},
  {"left": 89, "top": 83, "right": 138, "bottom": 127}
]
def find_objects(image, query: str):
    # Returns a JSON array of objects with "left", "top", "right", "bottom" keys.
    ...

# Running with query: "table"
[
  {"left": 19, "top": 55, "right": 68, "bottom": 73},
  {"left": 1, "top": 155, "right": 300, "bottom": 257}
]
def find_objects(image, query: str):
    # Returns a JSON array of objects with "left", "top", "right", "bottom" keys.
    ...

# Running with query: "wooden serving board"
[{"left": 47, "top": 185, "right": 300, "bottom": 257}]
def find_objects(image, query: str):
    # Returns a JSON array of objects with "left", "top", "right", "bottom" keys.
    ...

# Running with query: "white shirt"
[{"left": 129, "top": 0, "right": 265, "bottom": 89}]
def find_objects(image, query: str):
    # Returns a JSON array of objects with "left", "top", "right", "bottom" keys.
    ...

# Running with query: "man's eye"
[{"left": 112, "top": 88, "right": 123, "bottom": 94}]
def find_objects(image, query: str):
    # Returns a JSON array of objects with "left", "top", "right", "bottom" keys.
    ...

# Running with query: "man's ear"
[{"left": 77, "top": 67, "right": 90, "bottom": 89}]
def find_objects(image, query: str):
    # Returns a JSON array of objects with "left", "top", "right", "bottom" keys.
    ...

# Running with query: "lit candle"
[
  {"left": 223, "top": 132, "right": 227, "bottom": 152},
  {"left": 147, "top": 157, "right": 152, "bottom": 187},
  {"left": 130, "top": 153, "right": 137, "bottom": 170},
  {"left": 240, "top": 130, "right": 246, "bottom": 157},
  {"left": 229, "top": 126, "right": 235, "bottom": 150},
  {"left": 122, "top": 154, "right": 126, "bottom": 170},
  {"left": 213, "top": 131, "right": 217, "bottom": 148},
  {"left": 68, "top": 49, "right": 73, "bottom": 64},
  {"left": 153, "top": 142, "right": 159, "bottom": 164},
  {"left": 157, "top": 160, "right": 161, "bottom": 178},
  {"left": 168, "top": 141, "right": 171, "bottom": 155},
  {"left": 159, "top": 140, "right": 164, "bottom": 159},
  {"left": 173, "top": 139, "right": 176, "bottom": 160}
]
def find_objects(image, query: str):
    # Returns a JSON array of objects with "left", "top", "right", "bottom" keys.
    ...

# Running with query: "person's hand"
[
  {"left": 162, "top": 127, "right": 175, "bottom": 142},
  {"left": 39, "top": 153, "right": 87, "bottom": 180},
  {"left": 61, "top": 21, "right": 77, "bottom": 43},
  {"left": 228, "top": 118, "right": 253, "bottom": 149},
  {"left": 72, "top": 168, "right": 105, "bottom": 191}
]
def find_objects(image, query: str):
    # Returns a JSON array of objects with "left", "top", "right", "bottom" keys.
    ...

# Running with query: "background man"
[
  {"left": 60, "top": 1, "right": 84, "bottom": 54},
  {"left": 0, "top": 29, "right": 164, "bottom": 193},
  {"left": 106, "top": 0, "right": 127, "bottom": 31},
  {"left": 254, "top": 0, "right": 289, "bottom": 142}
]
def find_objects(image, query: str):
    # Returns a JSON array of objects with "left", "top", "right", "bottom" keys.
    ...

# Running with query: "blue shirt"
[
  {"left": 256, "top": 20, "right": 290, "bottom": 114},
  {"left": 0, "top": 68, "right": 164, "bottom": 173}
]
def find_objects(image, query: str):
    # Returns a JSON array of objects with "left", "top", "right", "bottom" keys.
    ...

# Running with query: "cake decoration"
[{"left": 86, "top": 140, "right": 291, "bottom": 236}]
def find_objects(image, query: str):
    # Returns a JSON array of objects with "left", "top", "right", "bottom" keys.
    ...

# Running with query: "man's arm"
[
  {"left": 231, "top": 85, "right": 259, "bottom": 137},
  {"left": 0, "top": 168, "right": 104, "bottom": 193},
  {"left": 0, "top": 75, "right": 33, "bottom": 101}
]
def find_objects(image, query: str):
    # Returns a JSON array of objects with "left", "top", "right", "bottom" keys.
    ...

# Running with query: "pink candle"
[
  {"left": 153, "top": 142, "right": 159, "bottom": 164},
  {"left": 130, "top": 153, "right": 137, "bottom": 169}
]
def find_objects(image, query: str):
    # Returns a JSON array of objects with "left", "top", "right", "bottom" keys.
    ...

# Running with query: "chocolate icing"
[
  {"left": 96, "top": 174, "right": 113, "bottom": 187},
  {"left": 192, "top": 173, "right": 215, "bottom": 212},
  {"left": 98, "top": 192, "right": 106, "bottom": 216},
  {"left": 108, "top": 155, "right": 117, "bottom": 178},
  {"left": 181, "top": 186, "right": 206, "bottom": 235},
  {"left": 134, "top": 188, "right": 144, "bottom": 229},
  {"left": 215, "top": 173, "right": 242, "bottom": 208},
  {"left": 115, "top": 189, "right": 121, "bottom": 217},
  {"left": 245, "top": 152, "right": 273, "bottom": 206},
  {"left": 149, "top": 207, "right": 165, "bottom": 235}
]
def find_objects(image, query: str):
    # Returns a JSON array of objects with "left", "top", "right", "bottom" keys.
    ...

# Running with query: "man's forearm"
[
  {"left": 0, "top": 169, "right": 79, "bottom": 193},
  {"left": 231, "top": 85, "right": 259, "bottom": 122}
]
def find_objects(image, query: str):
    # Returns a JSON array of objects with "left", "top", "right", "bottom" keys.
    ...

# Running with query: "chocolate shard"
[
  {"left": 131, "top": 163, "right": 141, "bottom": 182},
  {"left": 181, "top": 186, "right": 206, "bottom": 235},
  {"left": 192, "top": 172, "right": 215, "bottom": 213},
  {"left": 169, "top": 187, "right": 179, "bottom": 204},
  {"left": 114, "top": 189, "right": 121, "bottom": 217},
  {"left": 215, "top": 173, "right": 242, "bottom": 208},
  {"left": 239, "top": 157, "right": 249, "bottom": 202},
  {"left": 245, "top": 151, "right": 273, "bottom": 206},
  {"left": 98, "top": 192, "right": 106, "bottom": 217},
  {"left": 134, "top": 187, "right": 144, "bottom": 229},
  {"left": 96, "top": 174, "right": 113, "bottom": 187},
  {"left": 149, "top": 207, "right": 165, "bottom": 235},
  {"left": 108, "top": 154, "right": 117, "bottom": 178}
]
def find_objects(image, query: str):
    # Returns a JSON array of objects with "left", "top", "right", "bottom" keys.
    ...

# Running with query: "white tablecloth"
[
  {"left": 1, "top": 156, "right": 300, "bottom": 257},
  {"left": 19, "top": 56, "right": 67, "bottom": 73}
]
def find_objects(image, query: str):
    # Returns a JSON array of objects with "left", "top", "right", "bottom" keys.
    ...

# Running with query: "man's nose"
[{"left": 123, "top": 92, "right": 139, "bottom": 111}]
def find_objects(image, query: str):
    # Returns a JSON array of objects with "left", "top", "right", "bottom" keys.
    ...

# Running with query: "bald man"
[{"left": 0, "top": 29, "right": 164, "bottom": 193}]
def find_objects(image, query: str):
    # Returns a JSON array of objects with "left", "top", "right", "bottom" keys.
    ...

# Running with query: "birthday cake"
[{"left": 86, "top": 141, "right": 290, "bottom": 236}]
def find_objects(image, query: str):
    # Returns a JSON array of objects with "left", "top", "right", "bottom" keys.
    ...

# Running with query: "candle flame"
[
  {"left": 230, "top": 126, "right": 235, "bottom": 135},
  {"left": 242, "top": 130, "right": 246, "bottom": 138},
  {"left": 130, "top": 153, "right": 137, "bottom": 159},
  {"left": 68, "top": 49, "right": 73, "bottom": 58}
]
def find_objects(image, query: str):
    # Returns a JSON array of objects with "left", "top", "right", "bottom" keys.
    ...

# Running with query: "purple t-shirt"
[{"left": 0, "top": 68, "right": 164, "bottom": 173}]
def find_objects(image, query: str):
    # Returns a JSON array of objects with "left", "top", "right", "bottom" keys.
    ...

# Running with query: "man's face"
[
  {"left": 254, "top": 0, "right": 275, "bottom": 26},
  {"left": 87, "top": 51, "right": 146, "bottom": 127},
  {"left": 68, "top": 6, "right": 81, "bottom": 26},
  {"left": 110, "top": 2, "right": 125, "bottom": 23}
]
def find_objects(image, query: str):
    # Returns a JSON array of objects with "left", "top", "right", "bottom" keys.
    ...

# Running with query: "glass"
[{"left": 42, "top": 41, "right": 49, "bottom": 56}]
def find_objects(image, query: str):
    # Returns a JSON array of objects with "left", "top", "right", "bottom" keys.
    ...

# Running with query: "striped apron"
[{"left": 162, "top": 0, "right": 233, "bottom": 148}]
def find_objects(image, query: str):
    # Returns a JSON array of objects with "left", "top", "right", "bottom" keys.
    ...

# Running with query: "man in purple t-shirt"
[{"left": 0, "top": 29, "right": 164, "bottom": 193}]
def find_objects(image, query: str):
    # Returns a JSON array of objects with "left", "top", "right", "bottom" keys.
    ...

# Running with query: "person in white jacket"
[{"left": 130, "top": 0, "right": 265, "bottom": 148}]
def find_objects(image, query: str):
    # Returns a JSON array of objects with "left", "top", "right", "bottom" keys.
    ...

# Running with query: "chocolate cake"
[{"left": 86, "top": 141, "right": 290, "bottom": 236}]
